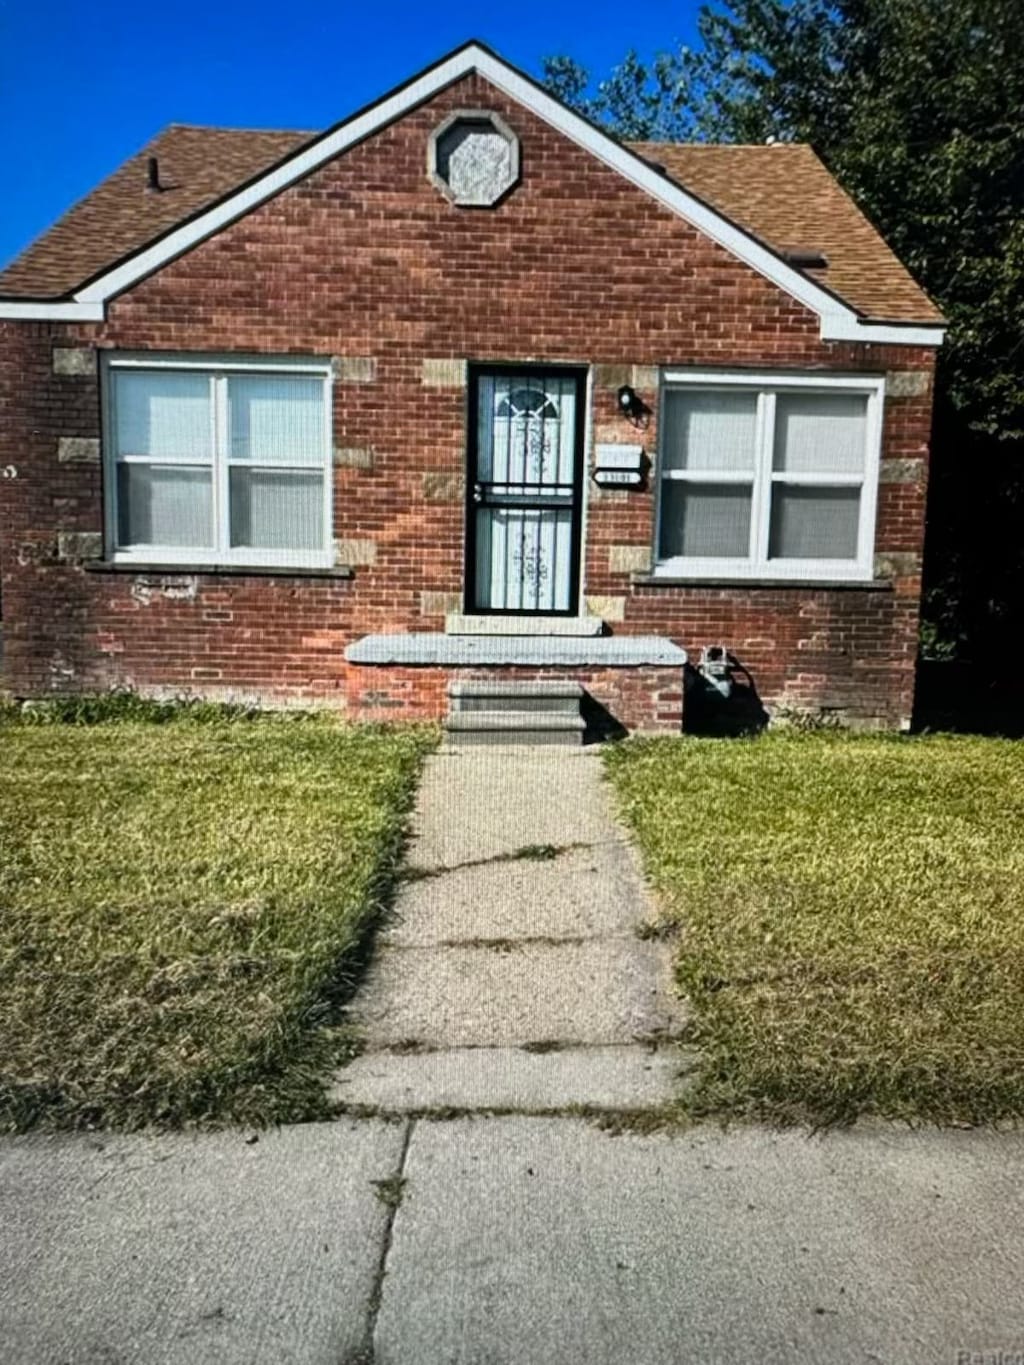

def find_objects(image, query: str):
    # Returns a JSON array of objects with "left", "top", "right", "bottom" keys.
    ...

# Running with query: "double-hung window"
[
  {"left": 104, "top": 355, "right": 333, "bottom": 568},
  {"left": 656, "top": 370, "right": 884, "bottom": 581}
]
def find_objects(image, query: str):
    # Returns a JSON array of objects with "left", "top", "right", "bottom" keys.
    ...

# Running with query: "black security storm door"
[{"left": 466, "top": 366, "right": 586, "bottom": 615}]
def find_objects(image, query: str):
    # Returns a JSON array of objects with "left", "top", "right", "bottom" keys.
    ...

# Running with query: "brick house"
[{"left": 0, "top": 41, "right": 944, "bottom": 737}]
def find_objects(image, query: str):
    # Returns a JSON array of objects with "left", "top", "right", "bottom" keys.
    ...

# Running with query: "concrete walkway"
[
  {"left": 4, "top": 1118, "right": 1024, "bottom": 1364},
  {"left": 6, "top": 747, "right": 1024, "bottom": 1361},
  {"left": 334, "top": 748, "right": 686, "bottom": 1114}
]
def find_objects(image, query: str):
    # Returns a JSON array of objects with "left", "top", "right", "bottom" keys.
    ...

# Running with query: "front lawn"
[
  {"left": 605, "top": 732, "right": 1024, "bottom": 1126},
  {"left": 0, "top": 706, "right": 434, "bottom": 1131}
]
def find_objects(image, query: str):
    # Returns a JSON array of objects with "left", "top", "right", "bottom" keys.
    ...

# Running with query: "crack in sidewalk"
[
  {"left": 355, "top": 1118, "right": 415, "bottom": 1365},
  {"left": 397, "top": 840, "right": 601, "bottom": 884}
]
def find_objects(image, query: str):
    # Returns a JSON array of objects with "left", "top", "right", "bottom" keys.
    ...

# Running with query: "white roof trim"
[
  {"left": 0, "top": 300, "right": 105, "bottom": 321},
  {"left": 0, "top": 43, "right": 945, "bottom": 346}
]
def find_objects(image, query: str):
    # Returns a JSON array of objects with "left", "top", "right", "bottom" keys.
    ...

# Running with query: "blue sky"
[{"left": 0, "top": 0, "right": 701, "bottom": 271}]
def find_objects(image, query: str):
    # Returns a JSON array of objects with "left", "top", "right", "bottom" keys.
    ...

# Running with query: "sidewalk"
[
  {"left": 334, "top": 747, "right": 687, "bottom": 1114},
  {"left": 3, "top": 1118, "right": 1024, "bottom": 1364}
]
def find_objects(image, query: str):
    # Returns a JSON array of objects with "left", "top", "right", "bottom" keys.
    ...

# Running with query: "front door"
[{"left": 467, "top": 366, "right": 586, "bottom": 615}]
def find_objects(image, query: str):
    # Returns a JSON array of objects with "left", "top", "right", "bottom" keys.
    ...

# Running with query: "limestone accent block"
[
  {"left": 333, "top": 445, "right": 375, "bottom": 470},
  {"left": 52, "top": 347, "right": 94, "bottom": 377},
  {"left": 874, "top": 551, "right": 922, "bottom": 579},
  {"left": 422, "top": 471, "right": 464, "bottom": 502},
  {"left": 421, "top": 590, "right": 462, "bottom": 617},
  {"left": 593, "top": 422, "right": 628, "bottom": 444},
  {"left": 631, "top": 364, "right": 659, "bottom": 392},
  {"left": 56, "top": 531, "right": 103, "bottom": 562},
  {"left": 422, "top": 358, "right": 467, "bottom": 388},
  {"left": 886, "top": 370, "right": 931, "bottom": 398},
  {"left": 331, "top": 356, "right": 377, "bottom": 383},
  {"left": 585, "top": 594, "right": 626, "bottom": 623},
  {"left": 879, "top": 457, "right": 925, "bottom": 485},
  {"left": 334, "top": 538, "right": 377, "bottom": 568},
  {"left": 593, "top": 363, "right": 659, "bottom": 391},
  {"left": 593, "top": 363, "right": 634, "bottom": 389},
  {"left": 609, "top": 544, "right": 652, "bottom": 575},
  {"left": 57, "top": 437, "right": 100, "bottom": 465}
]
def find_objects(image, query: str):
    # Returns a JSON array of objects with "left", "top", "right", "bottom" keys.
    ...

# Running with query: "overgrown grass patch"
[
  {"left": 604, "top": 732, "right": 1024, "bottom": 1127},
  {"left": 0, "top": 709, "right": 436, "bottom": 1131}
]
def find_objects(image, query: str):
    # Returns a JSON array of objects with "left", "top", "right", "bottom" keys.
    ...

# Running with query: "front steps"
[{"left": 444, "top": 681, "right": 585, "bottom": 746}]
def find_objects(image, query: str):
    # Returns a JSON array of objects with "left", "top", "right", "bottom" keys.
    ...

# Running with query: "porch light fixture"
[{"left": 617, "top": 384, "right": 647, "bottom": 424}]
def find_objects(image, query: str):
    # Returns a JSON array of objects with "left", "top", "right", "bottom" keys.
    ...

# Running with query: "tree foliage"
[{"left": 544, "top": 1, "right": 1024, "bottom": 659}]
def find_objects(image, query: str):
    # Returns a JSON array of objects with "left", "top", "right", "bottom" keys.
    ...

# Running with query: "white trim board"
[
  {"left": 0, "top": 300, "right": 105, "bottom": 321},
  {"left": 0, "top": 41, "right": 944, "bottom": 347}
]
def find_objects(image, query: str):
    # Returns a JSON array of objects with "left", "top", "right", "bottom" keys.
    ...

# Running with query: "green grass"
[
  {"left": 0, "top": 708, "right": 436, "bottom": 1132},
  {"left": 604, "top": 732, "right": 1024, "bottom": 1127}
]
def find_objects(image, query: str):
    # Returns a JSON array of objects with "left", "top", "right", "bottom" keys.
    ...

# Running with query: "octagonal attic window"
[{"left": 429, "top": 111, "right": 520, "bottom": 207}]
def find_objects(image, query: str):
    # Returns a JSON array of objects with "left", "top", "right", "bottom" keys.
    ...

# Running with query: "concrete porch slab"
[{"left": 345, "top": 633, "right": 687, "bottom": 667}]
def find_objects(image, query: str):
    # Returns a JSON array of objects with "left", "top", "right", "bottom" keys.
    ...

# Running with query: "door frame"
[{"left": 464, "top": 362, "right": 588, "bottom": 617}]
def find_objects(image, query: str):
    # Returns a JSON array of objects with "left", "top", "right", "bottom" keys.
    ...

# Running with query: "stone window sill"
[
  {"left": 85, "top": 561, "right": 354, "bottom": 580},
  {"left": 632, "top": 574, "right": 894, "bottom": 592}
]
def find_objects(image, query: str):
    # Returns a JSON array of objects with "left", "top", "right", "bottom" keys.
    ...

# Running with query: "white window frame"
[
  {"left": 101, "top": 352, "right": 334, "bottom": 569},
  {"left": 654, "top": 368, "right": 885, "bottom": 582}
]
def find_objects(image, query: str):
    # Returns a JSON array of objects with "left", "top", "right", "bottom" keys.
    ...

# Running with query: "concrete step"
[
  {"left": 444, "top": 710, "right": 585, "bottom": 746},
  {"left": 447, "top": 680, "right": 584, "bottom": 716}
]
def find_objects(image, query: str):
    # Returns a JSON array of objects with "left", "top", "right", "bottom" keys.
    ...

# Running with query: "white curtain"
[
  {"left": 230, "top": 470, "right": 323, "bottom": 551},
  {"left": 477, "top": 507, "right": 573, "bottom": 611},
  {"left": 773, "top": 393, "right": 866, "bottom": 474},
  {"left": 228, "top": 375, "right": 324, "bottom": 464},
  {"left": 113, "top": 371, "right": 213, "bottom": 548},
  {"left": 659, "top": 482, "right": 752, "bottom": 559},
  {"left": 662, "top": 391, "right": 757, "bottom": 471},
  {"left": 769, "top": 485, "right": 860, "bottom": 558},
  {"left": 226, "top": 375, "right": 325, "bottom": 551},
  {"left": 114, "top": 371, "right": 211, "bottom": 459},
  {"left": 117, "top": 465, "right": 213, "bottom": 547}
]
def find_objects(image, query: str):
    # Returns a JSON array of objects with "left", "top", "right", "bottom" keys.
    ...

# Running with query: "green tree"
[{"left": 545, "top": 1, "right": 1024, "bottom": 666}]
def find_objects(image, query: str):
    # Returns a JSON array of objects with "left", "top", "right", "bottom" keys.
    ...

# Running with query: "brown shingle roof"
[
  {"left": 630, "top": 141, "right": 942, "bottom": 324},
  {"left": 0, "top": 123, "right": 941, "bottom": 323},
  {"left": 0, "top": 126, "right": 313, "bottom": 299}
]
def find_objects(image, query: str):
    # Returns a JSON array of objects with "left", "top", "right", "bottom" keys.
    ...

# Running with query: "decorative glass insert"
[{"left": 429, "top": 111, "right": 520, "bottom": 207}]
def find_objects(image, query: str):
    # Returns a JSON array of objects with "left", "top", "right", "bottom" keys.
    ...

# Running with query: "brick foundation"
[{"left": 343, "top": 664, "right": 685, "bottom": 733}]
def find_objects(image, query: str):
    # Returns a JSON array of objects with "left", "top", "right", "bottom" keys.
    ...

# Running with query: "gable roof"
[
  {"left": 0, "top": 126, "right": 313, "bottom": 300},
  {"left": 0, "top": 41, "right": 943, "bottom": 344},
  {"left": 629, "top": 143, "right": 943, "bottom": 327}
]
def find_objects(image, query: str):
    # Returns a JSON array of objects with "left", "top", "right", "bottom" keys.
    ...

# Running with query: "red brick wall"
[{"left": 0, "top": 71, "right": 936, "bottom": 728}]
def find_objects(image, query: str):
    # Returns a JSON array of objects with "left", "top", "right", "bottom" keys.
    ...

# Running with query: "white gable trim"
[
  {"left": 0, "top": 300, "right": 105, "bottom": 321},
  {"left": 0, "top": 42, "right": 945, "bottom": 346}
]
